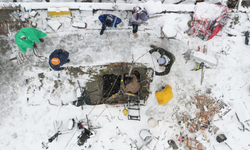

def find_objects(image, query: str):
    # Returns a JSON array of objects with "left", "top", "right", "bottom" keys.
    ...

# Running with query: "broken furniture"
[
  {"left": 217, "top": 100, "right": 232, "bottom": 119},
  {"left": 190, "top": 51, "right": 217, "bottom": 68},
  {"left": 139, "top": 129, "right": 159, "bottom": 150},
  {"left": 47, "top": 19, "right": 62, "bottom": 32},
  {"left": 155, "top": 84, "right": 173, "bottom": 105}
]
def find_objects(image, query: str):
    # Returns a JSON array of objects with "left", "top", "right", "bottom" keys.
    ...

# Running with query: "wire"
[
  {"left": 133, "top": 51, "right": 149, "bottom": 63},
  {"left": 33, "top": 48, "right": 47, "bottom": 62}
]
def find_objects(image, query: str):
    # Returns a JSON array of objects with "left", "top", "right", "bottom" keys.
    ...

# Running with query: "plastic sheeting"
[{"left": 15, "top": 28, "right": 47, "bottom": 53}]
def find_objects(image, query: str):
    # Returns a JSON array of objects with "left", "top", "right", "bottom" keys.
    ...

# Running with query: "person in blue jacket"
[
  {"left": 49, "top": 49, "right": 70, "bottom": 71},
  {"left": 98, "top": 14, "right": 122, "bottom": 35}
]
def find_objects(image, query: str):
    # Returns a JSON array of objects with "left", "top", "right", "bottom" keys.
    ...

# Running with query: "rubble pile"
[{"left": 178, "top": 94, "right": 220, "bottom": 133}]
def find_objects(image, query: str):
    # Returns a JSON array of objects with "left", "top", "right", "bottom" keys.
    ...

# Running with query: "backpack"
[{"left": 132, "top": 6, "right": 148, "bottom": 20}]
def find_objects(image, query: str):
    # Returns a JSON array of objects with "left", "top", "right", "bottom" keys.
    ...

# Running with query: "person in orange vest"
[{"left": 49, "top": 49, "right": 70, "bottom": 71}]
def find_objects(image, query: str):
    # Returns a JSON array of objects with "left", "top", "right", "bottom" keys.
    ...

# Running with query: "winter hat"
[
  {"left": 133, "top": 6, "right": 142, "bottom": 14},
  {"left": 157, "top": 57, "right": 166, "bottom": 65},
  {"left": 105, "top": 15, "right": 113, "bottom": 27},
  {"left": 51, "top": 58, "right": 60, "bottom": 65}
]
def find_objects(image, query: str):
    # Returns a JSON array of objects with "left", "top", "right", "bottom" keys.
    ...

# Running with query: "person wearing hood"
[
  {"left": 98, "top": 14, "right": 122, "bottom": 35},
  {"left": 149, "top": 45, "right": 175, "bottom": 76},
  {"left": 49, "top": 49, "right": 70, "bottom": 71},
  {"left": 129, "top": 6, "right": 149, "bottom": 38}
]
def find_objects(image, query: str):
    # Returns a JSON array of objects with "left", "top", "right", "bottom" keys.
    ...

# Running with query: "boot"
[
  {"left": 100, "top": 25, "right": 106, "bottom": 35},
  {"left": 150, "top": 45, "right": 158, "bottom": 49},
  {"left": 33, "top": 43, "right": 37, "bottom": 48},
  {"left": 132, "top": 24, "right": 138, "bottom": 34},
  {"left": 133, "top": 33, "right": 138, "bottom": 38},
  {"left": 39, "top": 38, "right": 44, "bottom": 42}
]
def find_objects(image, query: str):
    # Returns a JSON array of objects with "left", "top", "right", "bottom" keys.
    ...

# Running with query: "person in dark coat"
[
  {"left": 98, "top": 14, "right": 122, "bottom": 35},
  {"left": 49, "top": 49, "right": 70, "bottom": 71},
  {"left": 149, "top": 45, "right": 175, "bottom": 76},
  {"left": 129, "top": 6, "right": 149, "bottom": 38}
]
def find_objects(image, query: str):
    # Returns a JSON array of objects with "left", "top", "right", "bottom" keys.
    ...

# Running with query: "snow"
[
  {"left": 144, "top": 1, "right": 163, "bottom": 15},
  {"left": 191, "top": 51, "right": 217, "bottom": 67},
  {"left": 47, "top": 19, "right": 62, "bottom": 31},
  {"left": 194, "top": 2, "right": 226, "bottom": 20},
  {"left": 1, "top": 1, "right": 250, "bottom": 150}
]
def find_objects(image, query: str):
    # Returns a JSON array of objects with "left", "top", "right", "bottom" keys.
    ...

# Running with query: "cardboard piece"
[{"left": 188, "top": 140, "right": 203, "bottom": 150}]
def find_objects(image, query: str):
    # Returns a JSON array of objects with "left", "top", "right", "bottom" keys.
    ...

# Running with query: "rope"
[
  {"left": 87, "top": 105, "right": 97, "bottom": 116},
  {"left": 133, "top": 51, "right": 149, "bottom": 63},
  {"left": 90, "top": 106, "right": 107, "bottom": 127},
  {"left": 150, "top": 52, "right": 156, "bottom": 72}
]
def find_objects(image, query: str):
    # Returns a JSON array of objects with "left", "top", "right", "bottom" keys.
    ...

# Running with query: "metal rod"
[{"left": 225, "top": 142, "right": 233, "bottom": 150}]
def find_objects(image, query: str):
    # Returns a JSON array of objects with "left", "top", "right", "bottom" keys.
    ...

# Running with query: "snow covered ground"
[{"left": 0, "top": 1, "right": 250, "bottom": 150}]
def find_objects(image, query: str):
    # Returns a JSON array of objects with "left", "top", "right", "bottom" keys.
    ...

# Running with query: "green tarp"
[{"left": 15, "top": 28, "right": 47, "bottom": 53}]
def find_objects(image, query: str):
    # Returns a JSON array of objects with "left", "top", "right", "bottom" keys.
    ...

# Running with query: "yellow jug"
[{"left": 155, "top": 84, "right": 173, "bottom": 105}]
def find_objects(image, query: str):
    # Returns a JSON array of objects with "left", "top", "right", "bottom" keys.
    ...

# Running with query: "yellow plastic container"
[
  {"left": 48, "top": 7, "right": 71, "bottom": 17},
  {"left": 123, "top": 109, "right": 128, "bottom": 115},
  {"left": 155, "top": 84, "right": 173, "bottom": 105}
]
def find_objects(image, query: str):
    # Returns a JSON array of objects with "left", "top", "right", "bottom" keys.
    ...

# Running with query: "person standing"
[
  {"left": 49, "top": 49, "right": 70, "bottom": 71},
  {"left": 98, "top": 14, "right": 122, "bottom": 35},
  {"left": 129, "top": 6, "right": 149, "bottom": 38}
]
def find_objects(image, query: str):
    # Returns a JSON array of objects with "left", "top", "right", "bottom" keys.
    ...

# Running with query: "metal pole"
[{"left": 225, "top": 142, "right": 233, "bottom": 150}]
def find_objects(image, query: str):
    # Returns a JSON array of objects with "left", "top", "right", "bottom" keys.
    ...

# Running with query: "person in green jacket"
[
  {"left": 149, "top": 45, "right": 175, "bottom": 76},
  {"left": 15, "top": 28, "right": 47, "bottom": 53}
]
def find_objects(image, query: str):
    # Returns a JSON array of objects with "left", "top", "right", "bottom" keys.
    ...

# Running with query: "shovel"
[
  {"left": 41, "top": 119, "right": 75, "bottom": 149},
  {"left": 216, "top": 134, "right": 233, "bottom": 150}
]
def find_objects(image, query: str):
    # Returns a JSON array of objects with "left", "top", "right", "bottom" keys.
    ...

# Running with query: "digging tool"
[
  {"left": 200, "top": 62, "right": 204, "bottom": 85},
  {"left": 42, "top": 119, "right": 75, "bottom": 149},
  {"left": 42, "top": 120, "right": 62, "bottom": 149}
]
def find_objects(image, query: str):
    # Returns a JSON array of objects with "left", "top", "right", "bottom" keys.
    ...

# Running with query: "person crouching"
[
  {"left": 49, "top": 49, "right": 70, "bottom": 71},
  {"left": 98, "top": 14, "right": 122, "bottom": 35}
]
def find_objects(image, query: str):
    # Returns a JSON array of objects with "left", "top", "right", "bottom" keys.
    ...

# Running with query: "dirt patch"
[
  {"left": 67, "top": 67, "right": 85, "bottom": 78},
  {"left": 38, "top": 73, "right": 45, "bottom": 90},
  {"left": 38, "top": 73, "right": 45, "bottom": 79},
  {"left": 0, "top": 39, "right": 11, "bottom": 55},
  {"left": 0, "top": 9, "right": 15, "bottom": 21},
  {"left": 54, "top": 80, "right": 59, "bottom": 89},
  {"left": 68, "top": 79, "right": 75, "bottom": 86}
]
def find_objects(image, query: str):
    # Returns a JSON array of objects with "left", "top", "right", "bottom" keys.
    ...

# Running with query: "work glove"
[{"left": 119, "top": 22, "right": 124, "bottom": 27}]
